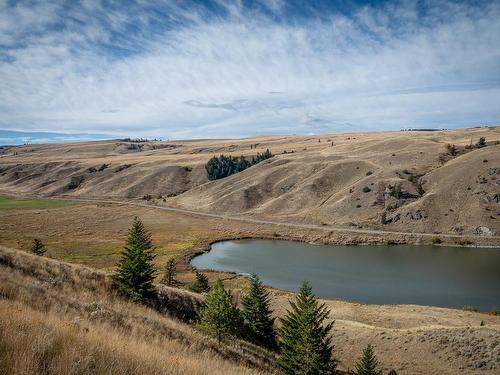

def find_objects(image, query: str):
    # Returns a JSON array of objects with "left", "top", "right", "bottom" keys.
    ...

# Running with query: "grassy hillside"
[
  {"left": 0, "top": 127, "right": 498, "bottom": 237},
  {"left": 0, "top": 245, "right": 275, "bottom": 375}
]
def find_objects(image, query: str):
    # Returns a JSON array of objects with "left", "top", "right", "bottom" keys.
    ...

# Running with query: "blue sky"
[{"left": 0, "top": 0, "right": 499, "bottom": 144}]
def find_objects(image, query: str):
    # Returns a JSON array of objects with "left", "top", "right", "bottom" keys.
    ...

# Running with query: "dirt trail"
[{"left": 49, "top": 195, "right": 500, "bottom": 243}]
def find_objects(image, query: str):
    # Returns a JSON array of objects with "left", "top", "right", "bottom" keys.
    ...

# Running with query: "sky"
[{"left": 0, "top": 0, "right": 499, "bottom": 144}]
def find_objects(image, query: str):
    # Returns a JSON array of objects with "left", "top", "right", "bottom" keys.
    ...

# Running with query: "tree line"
[
  {"left": 112, "top": 217, "right": 398, "bottom": 375},
  {"left": 205, "top": 149, "right": 273, "bottom": 180}
]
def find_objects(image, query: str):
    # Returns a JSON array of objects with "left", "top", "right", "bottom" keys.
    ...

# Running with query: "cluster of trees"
[
  {"left": 448, "top": 137, "right": 488, "bottom": 156},
  {"left": 113, "top": 217, "right": 398, "bottom": 374},
  {"left": 205, "top": 149, "right": 273, "bottom": 180}
]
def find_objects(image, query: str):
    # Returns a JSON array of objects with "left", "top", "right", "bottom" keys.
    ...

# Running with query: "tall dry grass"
[{"left": 0, "top": 246, "right": 275, "bottom": 374}]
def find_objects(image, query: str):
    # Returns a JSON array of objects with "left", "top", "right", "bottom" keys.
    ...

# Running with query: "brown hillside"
[{"left": 0, "top": 127, "right": 499, "bottom": 237}]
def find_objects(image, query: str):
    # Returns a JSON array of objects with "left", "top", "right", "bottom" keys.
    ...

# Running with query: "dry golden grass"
[
  {"left": 0, "top": 127, "right": 498, "bottom": 238},
  {"left": 0, "top": 245, "right": 276, "bottom": 375}
]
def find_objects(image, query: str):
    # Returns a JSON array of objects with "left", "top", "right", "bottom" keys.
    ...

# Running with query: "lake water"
[{"left": 191, "top": 239, "right": 500, "bottom": 311}]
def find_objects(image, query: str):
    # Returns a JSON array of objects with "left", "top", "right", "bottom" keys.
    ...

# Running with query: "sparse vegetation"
[
  {"left": 387, "top": 183, "right": 403, "bottom": 199},
  {"left": 463, "top": 305, "right": 479, "bottom": 312},
  {"left": 278, "top": 281, "right": 336, "bottom": 374}
]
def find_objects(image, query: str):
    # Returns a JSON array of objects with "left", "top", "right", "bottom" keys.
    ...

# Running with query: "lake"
[{"left": 191, "top": 239, "right": 500, "bottom": 311}]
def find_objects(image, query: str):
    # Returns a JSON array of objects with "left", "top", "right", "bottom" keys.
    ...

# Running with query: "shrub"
[
  {"left": 362, "top": 186, "right": 371, "bottom": 193},
  {"left": 446, "top": 143, "right": 457, "bottom": 156},
  {"left": 31, "top": 238, "right": 46, "bottom": 256},
  {"left": 366, "top": 171, "right": 373, "bottom": 176},
  {"left": 380, "top": 212, "right": 387, "bottom": 225},
  {"left": 431, "top": 236, "right": 441, "bottom": 245},
  {"left": 463, "top": 305, "right": 479, "bottom": 312},
  {"left": 388, "top": 183, "right": 403, "bottom": 199},
  {"left": 476, "top": 137, "right": 486, "bottom": 148}
]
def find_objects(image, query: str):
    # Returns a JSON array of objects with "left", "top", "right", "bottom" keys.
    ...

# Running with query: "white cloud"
[{"left": 0, "top": 0, "right": 499, "bottom": 139}]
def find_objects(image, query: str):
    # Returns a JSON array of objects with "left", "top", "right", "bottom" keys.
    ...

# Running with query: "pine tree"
[
  {"left": 191, "top": 271, "right": 210, "bottom": 293},
  {"left": 354, "top": 344, "right": 382, "bottom": 375},
  {"left": 241, "top": 274, "right": 277, "bottom": 349},
  {"left": 198, "top": 279, "right": 241, "bottom": 341},
  {"left": 31, "top": 238, "right": 46, "bottom": 256},
  {"left": 278, "top": 281, "right": 336, "bottom": 374},
  {"left": 112, "top": 217, "right": 157, "bottom": 301},
  {"left": 162, "top": 257, "right": 178, "bottom": 287}
]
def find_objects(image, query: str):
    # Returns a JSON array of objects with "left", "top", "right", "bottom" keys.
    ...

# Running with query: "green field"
[{"left": 0, "top": 196, "right": 78, "bottom": 210}]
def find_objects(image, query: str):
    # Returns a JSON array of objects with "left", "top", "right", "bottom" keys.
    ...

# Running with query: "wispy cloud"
[{"left": 0, "top": 0, "right": 499, "bottom": 141}]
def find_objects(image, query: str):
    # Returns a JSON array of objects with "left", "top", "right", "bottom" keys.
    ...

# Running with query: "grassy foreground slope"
[{"left": 0, "top": 245, "right": 275, "bottom": 375}]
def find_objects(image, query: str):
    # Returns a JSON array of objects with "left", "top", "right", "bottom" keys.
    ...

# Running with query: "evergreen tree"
[
  {"left": 278, "top": 281, "right": 336, "bottom": 374},
  {"left": 198, "top": 279, "right": 241, "bottom": 341},
  {"left": 162, "top": 257, "right": 178, "bottom": 287},
  {"left": 354, "top": 344, "right": 382, "bottom": 375},
  {"left": 112, "top": 217, "right": 157, "bottom": 301},
  {"left": 31, "top": 238, "right": 46, "bottom": 256},
  {"left": 191, "top": 271, "right": 210, "bottom": 293},
  {"left": 241, "top": 274, "right": 277, "bottom": 349}
]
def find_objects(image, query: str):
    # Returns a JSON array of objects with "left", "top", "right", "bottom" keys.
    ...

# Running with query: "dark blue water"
[{"left": 192, "top": 239, "right": 500, "bottom": 311}]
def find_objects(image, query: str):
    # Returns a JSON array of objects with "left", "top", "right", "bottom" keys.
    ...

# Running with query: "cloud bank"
[{"left": 0, "top": 0, "right": 499, "bottom": 141}]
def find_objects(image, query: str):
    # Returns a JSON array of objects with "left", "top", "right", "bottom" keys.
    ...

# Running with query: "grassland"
[
  {"left": 0, "top": 127, "right": 498, "bottom": 240},
  {"left": 0, "top": 195, "right": 78, "bottom": 210}
]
